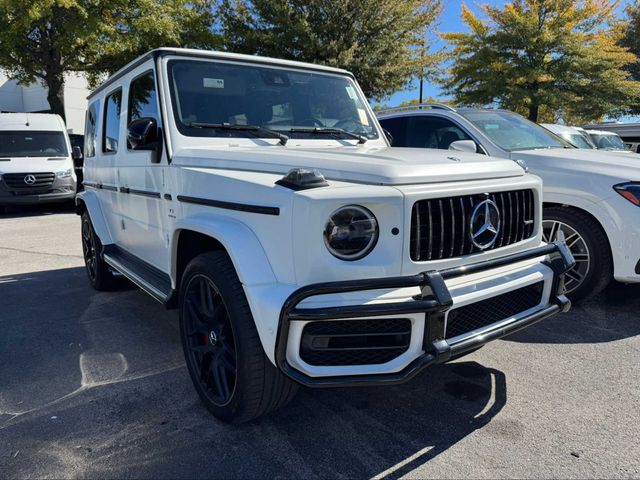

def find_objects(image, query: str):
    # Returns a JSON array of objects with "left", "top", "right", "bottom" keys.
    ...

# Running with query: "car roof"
[
  {"left": 376, "top": 104, "right": 517, "bottom": 118},
  {"left": 88, "top": 47, "right": 353, "bottom": 100},
  {"left": 0, "top": 113, "right": 65, "bottom": 132}
]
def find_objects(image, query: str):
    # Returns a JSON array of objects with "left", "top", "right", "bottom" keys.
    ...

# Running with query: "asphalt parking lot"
[{"left": 1, "top": 207, "right": 639, "bottom": 479}]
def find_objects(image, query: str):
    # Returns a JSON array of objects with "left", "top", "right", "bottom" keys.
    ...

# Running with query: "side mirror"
[
  {"left": 449, "top": 139, "right": 477, "bottom": 154},
  {"left": 383, "top": 129, "right": 394, "bottom": 145},
  {"left": 128, "top": 117, "right": 162, "bottom": 163},
  {"left": 72, "top": 146, "right": 83, "bottom": 161}
]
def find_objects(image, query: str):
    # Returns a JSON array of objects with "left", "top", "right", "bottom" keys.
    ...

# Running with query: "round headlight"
[{"left": 323, "top": 205, "right": 379, "bottom": 261}]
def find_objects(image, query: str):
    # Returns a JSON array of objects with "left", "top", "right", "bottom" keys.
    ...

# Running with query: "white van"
[{"left": 0, "top": 113, "right": 77, "bottom": 211}]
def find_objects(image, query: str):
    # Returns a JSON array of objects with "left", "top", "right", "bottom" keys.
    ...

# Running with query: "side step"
[{"left": 102, "top": 244, "right": 173, "bottom": 304}]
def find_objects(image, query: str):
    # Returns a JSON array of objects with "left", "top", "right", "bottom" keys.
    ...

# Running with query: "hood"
[
  {"left": 174, "top": 145, "right": 524, "bottom": 185},
  {"left": 0, "top": 156, "right": 72, "bottom": 174},
  {"left": 512, "top": 148, "right": 640, "bottom": 179}
]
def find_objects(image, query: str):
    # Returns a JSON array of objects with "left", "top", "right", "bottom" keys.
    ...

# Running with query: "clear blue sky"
[{"left": 381, "top": 0, "right": 633, "bottom": 107}]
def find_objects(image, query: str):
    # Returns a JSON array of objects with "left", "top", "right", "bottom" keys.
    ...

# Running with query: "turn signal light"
[{"left": 614, "top": 183, "right": 640, "bottom": 206}]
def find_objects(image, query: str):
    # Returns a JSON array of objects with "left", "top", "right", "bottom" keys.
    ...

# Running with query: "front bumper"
[
  {"left": 276, "top": 241, "right": 574, "bottom": 387},
  {"left": 0, "top": 178, "right": 76, "bottom": 205}
]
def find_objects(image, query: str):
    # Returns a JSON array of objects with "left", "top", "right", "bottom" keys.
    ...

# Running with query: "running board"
[{"left": 102, "top": 244, "right": 173, "bottom": 304}]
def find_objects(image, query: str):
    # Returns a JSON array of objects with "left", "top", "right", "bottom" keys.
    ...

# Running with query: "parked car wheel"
[
  {"left": 81, "top": 212, "right": 115, "bottom": 290},
  {"left": 542, "top": 207, "right": 612, "bottom": 300},
  {"left": 179, "top": 251, "right": 298, "bottom": 423}
]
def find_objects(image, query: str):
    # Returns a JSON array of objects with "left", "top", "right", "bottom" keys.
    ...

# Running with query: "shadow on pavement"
[
  {"left": 0, "top": 266, "right": 506, "bottom": 478},
  {"left": 0, "top": 202, "right": 75, "bottom": 218},
  {"left": 506, "top": 281, "right": 640, "bottom": 345}
]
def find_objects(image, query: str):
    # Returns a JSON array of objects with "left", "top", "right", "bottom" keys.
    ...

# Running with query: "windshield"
[
  {"left": 0, "top": 131, "right": 68, "bottom": 157},
  {"left": 557, "top": 132, "right": 595, "bottom": 149},
  {"left": 168, "top": 59, "right": 379, "bottom": 140},
  {"left": 461, "top": 111, "right": 568, "bottom": 151},
  {"left": 589, "top": 132, "right": 627, "bottom": 151}
]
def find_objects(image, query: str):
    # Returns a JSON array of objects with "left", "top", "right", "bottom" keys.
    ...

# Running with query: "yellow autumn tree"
[{"left": 442, "top": 0, "right": 640, "bottom": 122}]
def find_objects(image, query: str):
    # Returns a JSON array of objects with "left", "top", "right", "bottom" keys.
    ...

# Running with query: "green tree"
[
  {"left": 442, "top": 0, "right": 640, "bottom": 122},
  {"left": 219, "top": 0, "right": 443, "bottom": 100},
  {"left": 620, "top": 0, "right": 640, "bottom": 112},
  {"left": 0, "top": 0, "right": 216, "bottom": 120}
]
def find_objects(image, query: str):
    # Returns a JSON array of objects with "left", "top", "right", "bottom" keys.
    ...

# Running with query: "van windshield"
[
  {"left": 168, "top": 59, "right": 379, "bottom": 140},
  {"left": 0, "top": 131, "right": 68, "bottom": 157}
]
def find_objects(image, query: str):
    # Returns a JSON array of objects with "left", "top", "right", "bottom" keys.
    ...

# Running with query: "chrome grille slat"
[
  {"left": 438, "top": 199, "right": 444, "bottom": 259},
  {"left": 459, "top": 197, "right": 466, "bottom": 256},
  {"left": 410, "top": 189, "right": 536, "bottom": 262},
  {"left": 448, "top": 199, "right": 455, "bottom": 258}
]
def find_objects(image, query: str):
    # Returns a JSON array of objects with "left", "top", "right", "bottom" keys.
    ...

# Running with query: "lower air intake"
[
  {"left": 300, "top": 318, "right": 412, "bottom": 366},
  {"left": 446, "top": 282, "right": 544, "bottom": 340}
]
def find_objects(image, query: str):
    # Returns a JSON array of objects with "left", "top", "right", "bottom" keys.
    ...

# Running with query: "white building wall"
[{"left": 0, "top": 70, "right": 89, "bottom": 134}]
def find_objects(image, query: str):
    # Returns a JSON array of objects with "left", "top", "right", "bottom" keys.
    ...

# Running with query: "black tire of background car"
[
  {"left": 81, "top": 211, "right": 115, "bottom": 290},
  {"left": 543, "top": 206, "right": 612, "bottom": 301},
  {"left": 179, "top": 251, "right": 299, "bottom": 423}
]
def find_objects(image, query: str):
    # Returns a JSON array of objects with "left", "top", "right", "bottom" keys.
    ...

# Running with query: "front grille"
[
  {"left": 410, "top": 189, "right": 536, "bottom": 261},
  {"left": 3, "top": 172, "right": 55, "bottom": 190},
  {"left": 445, "top": 282, "right": 544, "bottom": 339},
  {"left": 300, "top": 318, "right": 411, "bottom": 366}
]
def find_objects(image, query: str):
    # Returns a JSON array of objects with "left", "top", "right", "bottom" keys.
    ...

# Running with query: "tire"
[
  {"left": 179, "top": 251, "right": 298, "bottom": 423},
  {"left": 543, "top": 207, "right": 612, "bottom": 301},
  {"left": 81, "top": 211, "right": 115, "bottom": 290}
]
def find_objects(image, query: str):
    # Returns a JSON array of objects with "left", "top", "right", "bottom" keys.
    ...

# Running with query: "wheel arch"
[
  {"left": 542, "top": 200, "right": 613, "bottom": 255},
  {"left": 171, "top": 215, "right": 277, "bottom": 292},
  {"left": 75, "top": 190, "right": 113, "bottom": 246}
]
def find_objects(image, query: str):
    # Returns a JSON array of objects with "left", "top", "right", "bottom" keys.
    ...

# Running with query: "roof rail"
[{"left": 376, "top": 103, "right": 457, "bottom": 116}]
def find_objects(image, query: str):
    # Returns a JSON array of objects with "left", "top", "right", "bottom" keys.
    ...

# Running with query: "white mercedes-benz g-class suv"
[{"left": 77, "top": 48, "right": 573, "bottom": 423}]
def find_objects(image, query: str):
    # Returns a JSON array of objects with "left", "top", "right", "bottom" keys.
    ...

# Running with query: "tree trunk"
[
  {"left": 45, "top": 73, "right": 66, "bottom": 122},
  {"left": 528, "top": 103, "right": 539, "bottom": 122}
]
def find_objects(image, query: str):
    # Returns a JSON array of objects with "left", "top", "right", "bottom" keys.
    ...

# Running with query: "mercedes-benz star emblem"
[
  {"left": 24, "top": 174, "right": 36, "bottom": 185},
  {"left": 469, "top": 199, "right": 501, "bottom": 250}
]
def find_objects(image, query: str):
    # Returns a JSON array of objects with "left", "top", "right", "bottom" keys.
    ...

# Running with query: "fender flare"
[
  {"left": 75, "top": 190, "right": 113, "bottom": 246},
  {"left": 171, "top": 214, "right": 277, "bottom": 287}
]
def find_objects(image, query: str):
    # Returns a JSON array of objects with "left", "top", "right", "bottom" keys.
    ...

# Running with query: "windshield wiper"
[
  {"left": 288, "top": 127, "right": 367, "bottom": 144},
  {"left": 188, "top": 122, "right": 288, "bottom": 146}
]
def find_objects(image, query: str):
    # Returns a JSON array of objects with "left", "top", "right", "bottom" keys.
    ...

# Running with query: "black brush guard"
[{"left": 276, "top": 241, "right": 574, "bottom": 387}]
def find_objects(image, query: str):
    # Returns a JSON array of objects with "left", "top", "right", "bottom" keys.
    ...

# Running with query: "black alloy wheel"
[
  {"left": 81, "top": 215, "right": 97, "bottom": 283},
  {"left": 183, "top": 274, "right": 237, "bottom": 406}
]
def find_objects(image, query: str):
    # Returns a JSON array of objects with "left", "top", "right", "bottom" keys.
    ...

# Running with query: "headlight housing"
[
  {"left": 323, "top": 205, "right": 379, "bottom": 261},
  {"left": 56, "top": 169, "right": 72, "bottom": 179},
  {"left": 614, "top": 182, "right": 640, "bottom": 206}
]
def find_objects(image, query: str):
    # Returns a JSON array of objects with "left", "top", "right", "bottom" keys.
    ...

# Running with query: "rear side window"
[
  {"left": 103, "top": 90, "right": 122, "bottom": 153},
  {"left": 405, "top": 116, "right": 471, "bottom": 149},
  {"left": 378, "top": 117, "right": 407, "bottom": 146},
  {"left": 85, "top": 103, "right": 98, "bottom": 157}
]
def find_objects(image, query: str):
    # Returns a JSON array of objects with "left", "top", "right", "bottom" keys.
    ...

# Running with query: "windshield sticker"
[
  {"left": 357, "top": 108, "right": 369, "bottom": 126},
  {"left": 345, "top": 85, "right": 358, "bottom": 100},
  {"left": 203, "top": 78, "right": 225, "bottom": 89}
]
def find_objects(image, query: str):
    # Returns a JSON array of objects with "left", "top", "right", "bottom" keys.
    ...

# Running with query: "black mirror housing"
[
  {"left": 72, "top": 145, "right": 83, "bottom": 161},
  {"left": 127, "top": 117, "right": 162, "bottom": 163},
  {"left": 128, "top": 117, "right": 159, "bottom": 149}
]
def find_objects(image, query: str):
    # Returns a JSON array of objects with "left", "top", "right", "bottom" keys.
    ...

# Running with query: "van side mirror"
[
  {"left": 449, "top": 139, "right": 478, "bottom": 154},
  {"left": 72, "top": 146, "right": 83, "bottom": 161}
]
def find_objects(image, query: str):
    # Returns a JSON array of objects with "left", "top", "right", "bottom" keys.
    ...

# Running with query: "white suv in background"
[
  {"left": 0, "top": 113, "right": 77, "bottom": 212},
  {"left": 378, "top": 105, "right": 640, "bottom": 300},
  {"left": 77, "top": 49, "right": 572, "bottom": 423}
]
